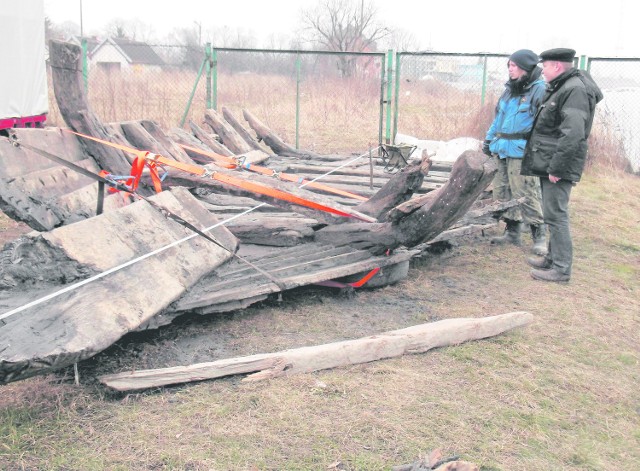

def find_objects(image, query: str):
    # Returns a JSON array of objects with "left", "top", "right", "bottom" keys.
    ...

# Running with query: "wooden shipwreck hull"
[{"left": 0, "top": 40, "right": 504, "bottom": 384}]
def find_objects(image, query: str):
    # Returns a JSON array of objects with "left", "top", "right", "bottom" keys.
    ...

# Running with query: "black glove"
[{"left": 482, "top": 139, "right": 492, "bottom": 156}]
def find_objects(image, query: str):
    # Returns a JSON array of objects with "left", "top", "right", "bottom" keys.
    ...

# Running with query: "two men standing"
[{"left": 486, "top": 47, "right": 603, "bottom": 282}]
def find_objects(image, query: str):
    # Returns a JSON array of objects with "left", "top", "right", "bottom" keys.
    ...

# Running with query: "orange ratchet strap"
[
  {"left": 178, "top": 143, "right": 368, "bottom": 201},
  {"left": 315, "top": 267, "right": 381, "bottom": 289},
  {"left": 69, "top": 130, "right": 372, "bottom": 222}
]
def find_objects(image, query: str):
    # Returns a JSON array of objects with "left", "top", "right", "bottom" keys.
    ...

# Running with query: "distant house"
[
  {"left": 89, "top": 37, "right": 164, "bottom": 74},
  {"left": 66, "top": 35, "right": 101, "bottom": 57}
]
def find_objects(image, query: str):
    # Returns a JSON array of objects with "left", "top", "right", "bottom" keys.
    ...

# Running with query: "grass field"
[{"left": 0, "top": 163, "right": 638, "bottom": 470}]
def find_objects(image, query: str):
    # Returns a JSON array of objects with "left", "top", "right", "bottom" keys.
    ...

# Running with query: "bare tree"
[
  {"left": 104, "top": 18, "right": 130, "bottom": 39},
  {"left": 300, "top": 0, "right": 390, "bottom": 76},
  {"left": 382, "top": 27, "right": 422, "bottom": 52},
  {"left": 210, "top": 26, "right": 257, "bottom": 49},
  {"left": 45, "top": 17, "right": 66, "bottom": 42},
  {"left": 168, "top": 27, "right": 203, "bottom": 70}
]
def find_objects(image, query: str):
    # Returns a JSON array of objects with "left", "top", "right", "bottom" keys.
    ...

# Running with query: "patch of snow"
[{"left": 394, "top": 133, "right": 482, "bottom": 162}]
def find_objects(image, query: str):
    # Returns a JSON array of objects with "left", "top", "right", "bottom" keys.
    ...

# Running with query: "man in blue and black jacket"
[
  {"left": 521, "top": 48, "right": 603, "bottom": 282},
  {"left": 483, "top": 49, "right": 547, "bottom": 256}
]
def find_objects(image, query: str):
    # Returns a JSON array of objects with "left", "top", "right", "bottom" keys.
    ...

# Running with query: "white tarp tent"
[{"left": 0, "top": 0, "right": 48, "bottom": 122}]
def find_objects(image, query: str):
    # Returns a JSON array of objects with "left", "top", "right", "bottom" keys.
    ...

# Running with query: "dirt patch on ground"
[{"left": 74, "top": 249, "right": 453, "bottom": 381}]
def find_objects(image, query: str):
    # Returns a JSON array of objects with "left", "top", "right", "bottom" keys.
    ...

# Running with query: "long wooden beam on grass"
[{"left": 99, "top": 311, "right": 534, "bottom": 391}]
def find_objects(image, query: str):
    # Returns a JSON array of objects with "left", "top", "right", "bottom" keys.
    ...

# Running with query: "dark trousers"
[{"left": 540, "top": 178, "right": 574, "bottom": 275}]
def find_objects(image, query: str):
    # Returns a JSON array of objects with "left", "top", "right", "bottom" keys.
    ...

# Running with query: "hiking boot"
[
  {"left": 491, "top": 219, "right": 522, "bottom": 246},
  {"left": 530, "top": 268, "right": 570, "bottom": 283},
  {"left": 530, "top": 224, "right": 548, "bottom": 256},
  {"left": 527, "top": 256, "right": 552, "bottom": 269}
]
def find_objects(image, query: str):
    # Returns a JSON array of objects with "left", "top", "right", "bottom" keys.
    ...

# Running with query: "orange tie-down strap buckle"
[
  {"left": 178, "top": 143, "right": 368, "bottom": 202},
  {"left": 69, "top": 131, "right": 373, "bottom": 222}
]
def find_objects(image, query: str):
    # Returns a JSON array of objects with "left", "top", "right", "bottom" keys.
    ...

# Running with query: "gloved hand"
[{"left": 482, "top": 139, "right": 492, "bottom": 156}]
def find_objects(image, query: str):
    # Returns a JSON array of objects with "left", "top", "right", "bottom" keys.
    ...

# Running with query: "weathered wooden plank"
[
  {"left": 99, "top": 312, "right": 534, "bottom": 391},
  {"left": 355, "top": 156, "right": 429, "bottom": 220},
  {"left": 171, "top": 248, "right": 413, "bottom": 312},
  {"left": 189, "top": 120, "right": 234, "bottom": 157},
  {"left": 221, "top": 106, "right": 268, "bottom": 153},
  {"left": 0, "top": 134, "right": 129, "bottom": 231},
  {"left": 213, "top": 245, "right": 358, "bottom": 282},
  {"left": 0, "top": 187, "right": 238, "bottom": 384},
  {"left": 119, "top": 121, "right": 193, "bottom": 165},
  {"left": 225, "top": 216, "right": 320, "bottom": 246},
  {"left": 314, "top": 151, "right": 497, "bottom": 254},
  {"left": 277, "top": 163, "right": 451, "bottom": 180},
  {"left": 167, "top": 127, "right": 220, "bottom": 165},
  {"left": 0, "top": 128, "right": 88, "bottom": 178},
  {"left": 48, "top": 40, "right": 131, "bottom": 176},
  {"left": 204, "top": 109, "right": 252, "bottom": 155},
  {"left": 152, "top": 168, "right": 378, "bottom": 225},
  {"left": 139, "top": 120, "right": 195, "bottom": 164}
]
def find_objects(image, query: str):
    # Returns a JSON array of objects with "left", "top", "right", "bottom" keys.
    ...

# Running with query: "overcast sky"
[{"left": 44, "top": 0, "right": 637, "bottom": 57}]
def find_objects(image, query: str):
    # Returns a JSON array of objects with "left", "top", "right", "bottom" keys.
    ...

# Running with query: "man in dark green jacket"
[{"left": 521, "top": 48, "right": 603, "bottom": 282}]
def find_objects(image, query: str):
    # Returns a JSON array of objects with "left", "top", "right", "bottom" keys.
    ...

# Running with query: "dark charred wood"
[
  {"left": 48, "top": 40, "right": 131, "bottom": 176},
  {"left": 118, "top": 121, "right": 193, "bottom": 165},
  {"left": 139, "top": 120, "right": 195, "bottom": 164},
  {"left": 189, "top": 121, "right": 234, "bottom": 157},
  {"left": 315, "top": 151, "right": 497, "bottom": 254},
  {"left": 0, "top": 188, "right": 238, "bottom": 384},
  {"left": 355, "top": 156, "right": 430, "bottom": 220},
  {"left": 221, "top": 106, "right": 268, "bottom": 153},
  {"left": 204, "top": 109, "right": 252, "bottom": 155},
  {"left": 243, "top": 109, "right": 321, "bottom": 159},
  {"left": 147, "top": 168, "right": 377, "bottom": 225}
]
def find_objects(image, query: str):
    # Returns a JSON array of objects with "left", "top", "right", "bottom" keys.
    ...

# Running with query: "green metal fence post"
[
  {"left": 481, "top": 55, "right": 488, "bottom": 106},
  {"left": 81, "top": 38, "right": 88, "bottom": 92},
  {"left": 385, "top": 49, "right": 393, "bottom": 144},
  {"left": 212, "top": 48, "right": 218, "bottom": 111},
  {"left": 579, "top": 55, "right": 587, "bottom": 70},
  {"left": 392, "top": 52, "right": 401, "bottom": 143},
  {"left": 378, "top": 54, "right": 385, "bottom": 152},
  {"left": 296, "top": 52, "right": 301, "bottom": 150},
  {"left": 205, "top": 42, "right": 212, "bottom": 109}
]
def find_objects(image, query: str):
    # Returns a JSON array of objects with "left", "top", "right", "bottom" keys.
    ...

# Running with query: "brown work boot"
[
  {"left": 527, "top": 256, "right": 552, "bottom": 269},
  {"left": 530, "top": 268, "right": 570, "bottom": 282}
]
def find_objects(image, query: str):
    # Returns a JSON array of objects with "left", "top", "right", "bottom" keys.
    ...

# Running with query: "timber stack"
[{"left": 0, "top": 40, "right": 509, "bottom": 385}]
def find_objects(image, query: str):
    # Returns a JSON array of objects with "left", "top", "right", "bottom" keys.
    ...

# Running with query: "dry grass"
[
  {"left": 1, "top": 165, "right": 639, "bottom": 470},
  {"left": 46, "top": 69, "right": 497, "bottom": 156}
]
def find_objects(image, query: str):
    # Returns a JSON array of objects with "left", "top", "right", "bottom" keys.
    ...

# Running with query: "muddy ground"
[{"left": 76, "top": 242, "right": 466, "bottom": 387}]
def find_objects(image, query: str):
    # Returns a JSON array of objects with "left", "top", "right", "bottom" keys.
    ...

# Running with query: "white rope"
[{"left": 0, "top": 147, "right": 378, "bottom": 322}]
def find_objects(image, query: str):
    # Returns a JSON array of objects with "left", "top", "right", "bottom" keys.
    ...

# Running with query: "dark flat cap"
[{"left": 539, "top": 48, "right": 576, "bottom": 62}]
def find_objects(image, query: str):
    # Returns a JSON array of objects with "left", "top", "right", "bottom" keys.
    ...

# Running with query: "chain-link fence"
[
  {"left": 45, "top": 43, "right": 640, "bottom": 171},
  {"left": 392, "top": 52, "right": 640, "bottom": 172},
  {"left": 46, "top": 42, "right": 387, "bottom": 156},
  {"left": 393, "top": 52, "right": 508, "bottom": 143},
  {"left": 209, "top": 47, "right": 387, "bottom": 154},
  {"left": 587, "top": 57, "right": 640, "bottom": 171}
]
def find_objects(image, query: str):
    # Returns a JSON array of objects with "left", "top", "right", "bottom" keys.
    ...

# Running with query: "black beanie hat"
[{"left": 509, "top": 49, "right": 538, "bottom": 72}]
